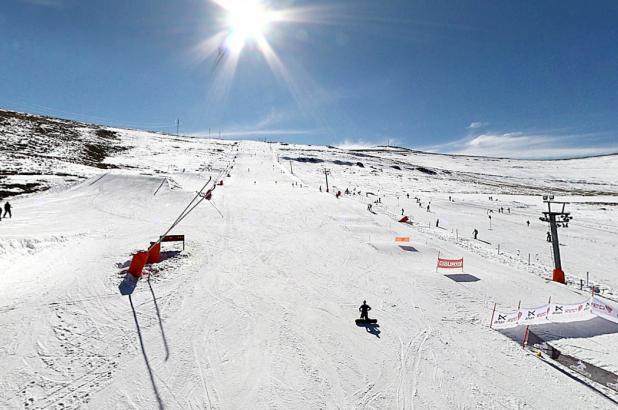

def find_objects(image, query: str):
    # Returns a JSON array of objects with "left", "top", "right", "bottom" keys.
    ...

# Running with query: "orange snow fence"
[
  {"left": 399, "top": 216, "right": 409, "bottom": 223},
  {"left": 147, "top": 242, "right": 161, "bottom": 264},
  {"left": 128, "top": 251, "right": 149, "bottom": 277},
  {"left": 395, "top": 236, "right": 410, "bottom": 242}
]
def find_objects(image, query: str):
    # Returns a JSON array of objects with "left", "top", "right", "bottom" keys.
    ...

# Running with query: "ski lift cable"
[{"left": 146, "top": 159, "right": 234, "bottom": 252}]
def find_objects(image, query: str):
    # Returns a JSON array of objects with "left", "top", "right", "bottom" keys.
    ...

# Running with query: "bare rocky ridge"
[{"left": 0, "top": 109, "right": 129, "bottom": 198}]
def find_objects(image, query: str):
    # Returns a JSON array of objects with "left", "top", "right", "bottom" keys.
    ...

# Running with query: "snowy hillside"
[{"left": 2, "top": 112, "right": 618, "bottom": 409}]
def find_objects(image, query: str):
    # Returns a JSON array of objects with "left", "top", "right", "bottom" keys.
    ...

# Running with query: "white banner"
[
  {"left": 518, "top": 304, "right": 551, "bottom": 326},
  {"left": 491, "top": 310, "right": 520, "bottom": 329},
  {"left": 491, "top": 297, "right": 618, "bottom": 330},
  {"left": 548, "top": 300, "right": 593, "bottom": 323},
  {"left": 591, "top": 297, "right": 618, "bottom": 324}
]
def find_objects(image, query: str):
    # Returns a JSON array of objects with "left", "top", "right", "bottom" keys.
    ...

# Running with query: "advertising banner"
[{"left": 437, "top": 258, "right": 464, "bottom": 269}]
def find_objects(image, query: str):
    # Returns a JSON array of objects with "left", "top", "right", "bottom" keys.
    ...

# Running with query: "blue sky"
[{"left": 1, "top": 0, "right": 617, "bottom": 158}]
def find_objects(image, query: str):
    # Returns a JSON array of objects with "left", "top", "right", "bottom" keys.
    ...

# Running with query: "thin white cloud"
[
  {"left": 423, "top": 131, "right": 618, "bottom": 159},
  {"left": 187, "top": 109, "right": 322, "bottom": 139},
  {"left": 466, "top": 122, "right": 488, "bottom": 129},
  {"left": 336, "top": 137, "right": 401, "bottom": 150}
]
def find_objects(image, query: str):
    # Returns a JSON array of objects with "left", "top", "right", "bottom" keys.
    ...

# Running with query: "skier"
[
  {"left": 526, "top": 220, "right": 530, "bottom": 227},
  {"left": 3, "top": 202, "right": 11, "bottom": 219},
  {"left": 436, "top": 219, "right": 439, "bottom": 227},
  {"left": 426, "top": 204, "right": 430, "bottom": 212},
  {"left": 401, "top": 208, "right": 404, "bottom": 215},
  {"left": 406, "top": 193, "right": 410, "bottom": 199},
  {"left": 319, "top": 185, "right": 322, "bottom": 192},
  {"left": 359, "top": 300, "right": 371, "bottom": 321},
  {"left": 473, "top": 228, "right": 478, "bottom": 239},
  {"left": 546, "top": 232, "right": 552, "bottom": 242}
]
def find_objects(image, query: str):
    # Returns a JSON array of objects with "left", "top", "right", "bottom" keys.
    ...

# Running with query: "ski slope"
[{"left": 2, "top": 136, "right": 618, "bottom": 409}]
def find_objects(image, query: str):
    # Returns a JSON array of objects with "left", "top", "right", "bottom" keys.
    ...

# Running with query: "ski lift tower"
[
  {"left": 539, "top": 194, "right": 572, "bottom": 284},
  {"left": 323, "top": 168, "right": 331, "bottom": 192}
]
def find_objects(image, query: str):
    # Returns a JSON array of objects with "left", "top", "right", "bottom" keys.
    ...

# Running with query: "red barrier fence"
[{"left": 436, "top": 257, "right": 464, "bottom": 271}]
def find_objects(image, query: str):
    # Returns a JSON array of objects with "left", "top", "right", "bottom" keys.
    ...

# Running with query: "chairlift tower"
[
  {"left": 323, "top": 168, "right": 331, "bottom": 192},
  {"left": 539, "top": 194, "right": 572, "bottom": 284}
]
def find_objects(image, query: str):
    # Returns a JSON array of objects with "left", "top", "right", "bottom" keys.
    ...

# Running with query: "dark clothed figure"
[{"left": 359, "top": 301, "right": 371, "bottom": 320}]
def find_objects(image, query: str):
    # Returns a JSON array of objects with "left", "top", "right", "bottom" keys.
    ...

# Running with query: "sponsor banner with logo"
[
  {"left": 436, "top": 258, "right": 463, "bottom": 269},
  {"left": 518, "top": 304, "right": 551, "bottom": 326},
  {"left": 491, "top": 310, "right": 520, "bottom": 329},
  {"left": 548, "top": 300, "right": 593, "bottom": 323},
  {"left": 491, "top": 297, "right": 618, "bottom": 329},
  {"left": 591, "top": 296, "right": 618, "bottom": 324}
]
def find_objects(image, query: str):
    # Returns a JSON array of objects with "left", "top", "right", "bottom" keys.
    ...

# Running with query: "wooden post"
[{"left": 489, "top": 302, "right": 497, "bottom": 328}]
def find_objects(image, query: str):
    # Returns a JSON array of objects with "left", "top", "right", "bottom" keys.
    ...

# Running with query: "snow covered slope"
[{"left": 1, "top": 116, "right": 618, "bottom": 409}]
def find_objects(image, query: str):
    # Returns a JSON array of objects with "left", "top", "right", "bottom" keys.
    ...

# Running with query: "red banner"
[{"left": 437, "top": 257, "right": 463, "bottom": 269}]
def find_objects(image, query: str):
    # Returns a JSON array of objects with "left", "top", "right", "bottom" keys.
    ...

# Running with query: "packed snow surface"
[{"left": 1, "top": 123, "right": 618, "bottom": 409}]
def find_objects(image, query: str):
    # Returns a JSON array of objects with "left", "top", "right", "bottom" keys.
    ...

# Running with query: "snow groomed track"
[{"left": 1, "top": 140, "right": 618, "bottom": 409}]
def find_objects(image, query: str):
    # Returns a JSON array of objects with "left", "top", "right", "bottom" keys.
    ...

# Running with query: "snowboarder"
[
  {"left": 473, "top": 228, "right": 478, "bottom": 239},
  {"left": 359, "top": 300, "right": 371, "bottom": 321},
  {"left": 3, "top": 202, "right": 11, "bottom": 219},
  {"left": 546, "top": 232, "right": 552, "bottom": 242}
]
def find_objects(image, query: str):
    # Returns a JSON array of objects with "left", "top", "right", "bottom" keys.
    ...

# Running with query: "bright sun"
[{"left": 224, "top": 0, "right": 274, "bottom": 53}]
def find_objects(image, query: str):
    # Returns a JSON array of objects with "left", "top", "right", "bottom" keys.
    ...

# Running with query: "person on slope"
[
  {"left": 3, "top": 202, "right": 11, "bottom": 219},
  {"left": 473, "top": 228, "right": 478, "bottom": 240},
  {"left": 359, "top": 300, "right": 371, "bottom": 321}
]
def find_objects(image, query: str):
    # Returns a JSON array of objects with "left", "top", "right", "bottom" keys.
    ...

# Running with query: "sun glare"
[{"left": 223, "top": 0, "right": 274, "bottom": 53}]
